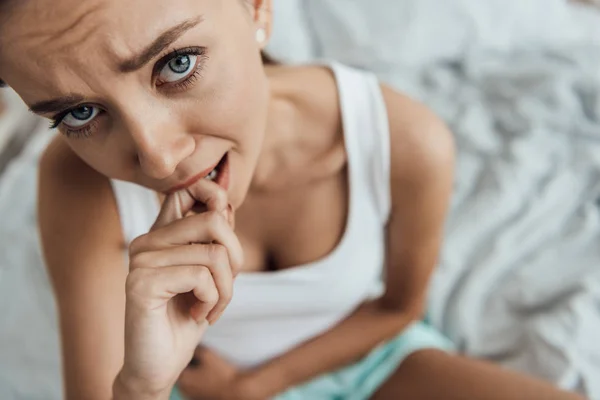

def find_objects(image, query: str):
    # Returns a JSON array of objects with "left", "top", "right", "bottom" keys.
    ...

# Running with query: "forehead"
[{"left": 0, "top": 0, "right": 228, "bottom": 99}]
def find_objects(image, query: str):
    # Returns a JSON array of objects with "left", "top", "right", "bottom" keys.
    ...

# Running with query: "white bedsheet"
[
  {"left": 424, "top": 48, "right": 600, "bottom": 395},
  {"left": 2, "top": 1, "right": 600, "bottom": 399}
]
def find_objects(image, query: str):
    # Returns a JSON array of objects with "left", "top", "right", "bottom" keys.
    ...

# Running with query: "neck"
[
  {"left": 249, "top": 65, "right": 345, "bottom": 195},
  {"left": 249, "top": 66, "right": 304, "bottom": 193}
]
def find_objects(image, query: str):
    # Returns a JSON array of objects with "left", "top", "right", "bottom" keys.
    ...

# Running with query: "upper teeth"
[{"left": 205, "top": 169, "right": 218, "bottom": 181}]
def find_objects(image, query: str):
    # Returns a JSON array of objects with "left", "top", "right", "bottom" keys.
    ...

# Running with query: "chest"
[{"left": 235, "top": 171, "right": 349, "bottom": 272}]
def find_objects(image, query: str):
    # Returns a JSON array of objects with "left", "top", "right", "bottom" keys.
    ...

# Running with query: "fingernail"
[
  {"left": 213, "top": 310, "right": 225, "bottom": 324},
  {"left": 206, "top": 311, "right": 216, "bottom": 325},
  {"left": 207, "top": 310, "right": 222, "bottom": 325}
]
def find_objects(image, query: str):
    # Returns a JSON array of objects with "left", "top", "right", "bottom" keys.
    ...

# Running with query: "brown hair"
[
  {"left": 0, "top": 0, "right": 9, "bottom": 87},
  {"left": 261, "top": 51, "right": 276, "bottom": 65},
  {"left": 0, "top": 0, "right": 5, "bottom": 85}
]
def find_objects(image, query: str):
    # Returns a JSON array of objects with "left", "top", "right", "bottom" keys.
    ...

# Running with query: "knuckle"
[
  {"left": 128, "top": 235, "right": 147, "bottom": 256},
  {"left": 129, "top": 252, "right": 149, "bottom": 270},
  {"left": 125, "top": 269, "right": 148, "bottom": 297},
  {"left": 204, "top": 210, "right": 223, "bottom": 227},
  {"left": 193, "top": 265, "right": 211, "bottom": 284},
  {"left": 195, "top": 268, "right": 219, "bottom": 305},
  {"left": 204, "top": 214, "right": 226, "bottom": 239},
  {"left": 213, "top": 188, "right": 227, "bottom": 206},
  {"left": 206, "top": 244, "right": 228, "bottom": 267},
  {"left": 206, "top": 188, "right": 227, "bottom": 210},
  {"left": 206, "top": 287, "right": 219, "bottom": 306},
  {"left": 125, "top": 269, "right": 161, "bottom": 307},
  {"left": 207, "top": 212, "right": 227, "bottom": 235}
]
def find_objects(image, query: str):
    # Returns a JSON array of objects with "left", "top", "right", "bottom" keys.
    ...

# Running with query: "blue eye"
[
  {"left": 62, "top": 106, "right": 99, "bottom": 128},
  {"left": 170, "top": 55, "right": 192, "bottom": 73},
  {"left": 158, "top": 54, "right": 198, "bottom": 83}
]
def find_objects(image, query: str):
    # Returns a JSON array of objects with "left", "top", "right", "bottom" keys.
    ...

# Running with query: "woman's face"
[{"left": 0, "top": 0, "right": 271, "bottom": 207}]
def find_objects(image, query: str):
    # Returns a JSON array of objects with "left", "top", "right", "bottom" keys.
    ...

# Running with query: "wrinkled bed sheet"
[{"left": 2, "top": 1, "right": 600, "bottom": 399}]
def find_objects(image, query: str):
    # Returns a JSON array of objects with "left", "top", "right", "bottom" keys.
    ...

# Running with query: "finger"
[
  {"left": 152, "top": 179, "right": 231, "bottom": 231},
  {"left": 185, "top": 178, "right": 228, "bottom": 215},
  {"left": 151, "top": 191, "right": 193, "bottom": 231},
  {"left": 126, "top": 265, "right": 218, "bottom": 323},
  {"left": 133, "top": 212, "right": 244, "bottom": 273},
  {"left": 129, "top": 244, "right": 234, "bottom": 323}
]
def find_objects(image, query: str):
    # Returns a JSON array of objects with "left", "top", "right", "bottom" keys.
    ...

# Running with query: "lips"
[
  {"left": 206, "top": 153, "right": 229, "bottom": 190},
  {"left": 167, "top": 153, "right": 229, "bottom": 194}
]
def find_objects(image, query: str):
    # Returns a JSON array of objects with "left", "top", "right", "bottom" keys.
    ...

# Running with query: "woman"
[{"left": 0, "top": 0, "right": 584, "bottom": 399}]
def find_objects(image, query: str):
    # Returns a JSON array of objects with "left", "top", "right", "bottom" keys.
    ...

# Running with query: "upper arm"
[
  {"left": 380, "top": 84, "right": 455, "bottom": 314},
  {"left": 38, "top": 138, "right": 128, "bottom": 400}
]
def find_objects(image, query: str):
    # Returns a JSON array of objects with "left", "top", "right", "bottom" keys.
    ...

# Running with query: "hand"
[
  {"left": 116, "top": 179, "right": 243, "bottom": 398},
  {"left": 178, "top": 347, "right": 267, "bottom": 400}
]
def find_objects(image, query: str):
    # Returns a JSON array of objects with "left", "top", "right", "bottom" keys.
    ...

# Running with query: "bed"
[{"left": 1, "top": 1, "right": 600, "bottom": 398}]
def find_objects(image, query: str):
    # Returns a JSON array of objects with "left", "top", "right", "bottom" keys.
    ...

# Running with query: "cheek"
[
  {"left": 65, "top": 138, "right": 133, "bottom": 180},
  {"left": 190, "top": 49, "right": 267, "bottom": 145}
]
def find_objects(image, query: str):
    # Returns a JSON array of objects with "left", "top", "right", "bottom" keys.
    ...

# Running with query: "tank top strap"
[{"left": 329, "top": 62, "right": 392, "bottom": 224}]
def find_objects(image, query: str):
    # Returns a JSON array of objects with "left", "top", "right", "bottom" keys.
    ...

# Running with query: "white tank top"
[{"left": 111, "top": 63, "right": 392, "bottom": 367}]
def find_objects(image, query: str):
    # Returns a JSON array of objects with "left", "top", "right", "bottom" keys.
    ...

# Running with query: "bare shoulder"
[
  {"left": 380, "top": 84, "right": 455, "bottom": 197},
  {"left": 38, "top": 136, "right": 125, "bottom": 286}
]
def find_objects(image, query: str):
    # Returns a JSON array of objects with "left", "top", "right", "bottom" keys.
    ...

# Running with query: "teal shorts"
[{"left": 171, "top": 321, "right": 453, "bottom": 400}]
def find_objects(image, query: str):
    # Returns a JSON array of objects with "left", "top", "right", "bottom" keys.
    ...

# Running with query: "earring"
[{"left": 255, "top": 28, "right": 267, "bottom": 44}]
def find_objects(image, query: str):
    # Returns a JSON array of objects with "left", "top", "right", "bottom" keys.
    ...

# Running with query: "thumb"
[{"left": 151, "top": 190, "right": 195, "bottom": 231}]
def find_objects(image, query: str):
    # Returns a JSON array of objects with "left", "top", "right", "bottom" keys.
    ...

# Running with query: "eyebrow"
[
  {"left": 29, "top": 94, "right": 85, "bottom": 115},
  {"left": 27, "top": 17, "right": 204, "bottom": 115},
  {"left": 118, "top": 16, "right": 203, "bottom": 73}
]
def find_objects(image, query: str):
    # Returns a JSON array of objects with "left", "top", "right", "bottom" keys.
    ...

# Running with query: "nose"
[{"left": 125, "top": 113, "right": 196, "bottom": 180}]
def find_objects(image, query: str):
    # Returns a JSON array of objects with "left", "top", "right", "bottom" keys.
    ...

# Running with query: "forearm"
[{"left": 246, "top": 300, "right": 421, "bottom": 397}]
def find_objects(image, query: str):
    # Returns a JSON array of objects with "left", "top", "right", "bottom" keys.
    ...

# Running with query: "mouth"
[
  {"left": 199, "top": 152, "right": 229, "bottom": 189},
  {"left": 167, "top": 152, "right": 230, "bottom": 195},
  {"left": 193, "top": 152, "right": 230, "bottom": 214}
]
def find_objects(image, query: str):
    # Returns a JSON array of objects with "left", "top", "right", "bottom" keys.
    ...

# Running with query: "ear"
[{"left": 251, "top": 0, "right": 272, "bottom": 49}]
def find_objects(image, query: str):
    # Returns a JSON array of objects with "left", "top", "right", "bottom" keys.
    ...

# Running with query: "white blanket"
[{"left": 2, "top": 1, "right": 600, "bottom": 398}]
